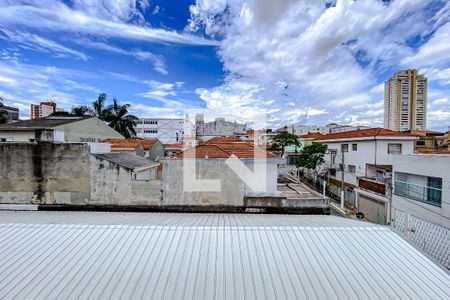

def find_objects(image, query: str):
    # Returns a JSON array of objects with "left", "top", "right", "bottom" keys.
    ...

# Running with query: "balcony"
[
  {"left": 394, "top": 180, "right": 442, "bottom": 206},
  {"left": 358, "top": 178, "right": 386, "bottom": 195}
]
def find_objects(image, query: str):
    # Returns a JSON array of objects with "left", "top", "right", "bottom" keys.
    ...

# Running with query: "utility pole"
[{"left": 340, "top": 144, "right": 345, "bottom": 209}]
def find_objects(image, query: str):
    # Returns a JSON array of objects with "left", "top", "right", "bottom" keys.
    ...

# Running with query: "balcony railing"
[
  {"left": 359, "top": 178, "right": 386, "bottom": 195},
  {"left": 394, "top": 180, "right": 442, "bottom": 206}
]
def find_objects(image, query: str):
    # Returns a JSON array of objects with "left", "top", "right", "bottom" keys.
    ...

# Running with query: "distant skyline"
[{"left": 0, "top": 0, "right": 449, "bottom": 131}]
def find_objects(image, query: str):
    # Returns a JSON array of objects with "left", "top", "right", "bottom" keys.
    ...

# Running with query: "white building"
[
  {"left": 391, "top": 153, "right": 450, "bottom": 269},
  {"left": 195, "top": 113, "right": 246, "bottom": 141},
  {"left": 277, "top": 123, "right": 370, "bottom": 135},
  {"left": 134, "top": 117, "right": 195, "bottom": 144},
  {"left": 313, "top": 128, "right": 417, "bottom": 214},
  {"left": 384, "top": 69, "right": 427, "bottom": 131}
]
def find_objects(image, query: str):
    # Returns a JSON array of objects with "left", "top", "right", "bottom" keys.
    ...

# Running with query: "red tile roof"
[
  {"left": 164, "top": 143, "right": 184, "bottom": 149},
  {"left": 299, "top": 133, "right": 324, "bottom": 139},
  {"left": 102, "top": 138, "right": 158, "bottom": 150},
  {"left": 174, "top": 136, "right": 274, "bottom": 159},
  {"left": 316, "top": 128, "right": 414, "bottom": 140}
]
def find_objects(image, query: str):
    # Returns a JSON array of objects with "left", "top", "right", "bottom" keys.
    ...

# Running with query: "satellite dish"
[{"left": 356, "top": 212, "right": 364, "bottom": 220}]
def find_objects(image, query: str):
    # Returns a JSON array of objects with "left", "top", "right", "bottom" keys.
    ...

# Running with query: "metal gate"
[{"left": 359, "top": 195, "right": 386, "bottom": 224}]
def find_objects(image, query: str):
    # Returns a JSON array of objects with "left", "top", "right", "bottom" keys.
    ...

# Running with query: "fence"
[{"left": 392, "top": 208, "right": 450, "bottom": 269}]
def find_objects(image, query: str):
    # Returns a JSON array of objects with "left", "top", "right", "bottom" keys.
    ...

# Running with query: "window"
[
  {"left": 352, "top": 143, "right": 357, "bottom": 151},
  {"left": 341, "top": 144, "right": 348, "bottom": 152},
  {"left": 329, "top": 169, "right": 336, "bottom": 176},
  {"left": 394, "top": 172, "right": 442, "bottom": 206},
  {"left": 29, "top": 139, "right": 35, "bottom": 142},
  {"left": 330, "top": 149, "right": 337, "bottom": 165},
  {"left": 339, "top": 163, "right": 343, "bottom": 171},
  {"left": 416, "top": 140, "right": 425, "bottom": 146},
  {"left": 388, "top": 143, "right": 402, "bottom": 154},
  {"left": 0, "top": 138, "right": 6, "bottom": 142},
  {"left": 144, "top": 120, "right": 157, "bottom": 125},
  {"left": 348, "top": 165, "right": 356, "bottom": 173},
  {"left": 144, "top": 129, "right": 158, "bottom": 134}
]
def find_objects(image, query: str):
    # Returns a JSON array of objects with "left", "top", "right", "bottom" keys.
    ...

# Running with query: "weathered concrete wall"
[
  {"left": 0, "top": 142, "right": 91, "bottom": 204},
  {"left": 147, "top": 141, "right": 164, "bottom": 161},
  {"left": 0, "top": 130, "right": 35, "bottom": 142},
  {"left": 162, "top": 159, "right": 246, "bottom": 206},
  {"left": 90, "top": 156, "right": 162, "bottom": 205}
]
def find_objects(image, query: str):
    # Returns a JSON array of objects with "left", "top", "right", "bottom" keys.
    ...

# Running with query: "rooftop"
[
  {"left": 94, "top": 153, "right": 158, "bottom": 170},
  {"left": 0, "top": 116, "right": 93, "bottom": 130},
  {"left": 299, "top": 132, "right": 324, "bottom": 139},
  {"left": 316, "top": 128, "right": 415, "bottom": 141},
  {"left": 176, "top": 136, "right": 274, "bottom": 159},
  {"left": 0, "top": 211, "right": 449, "bottom": 299},
  {"left": 102, "top": 138, "right": 158, "bottom": 150}
]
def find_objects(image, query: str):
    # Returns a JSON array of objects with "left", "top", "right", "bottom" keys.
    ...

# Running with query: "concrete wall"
[
  {"left": 392, "top": 154, "right": 450, "bottom": 228},
  {"left": 56, "top": 117, "right": 123, "bottom": 142},
  {"left": 147, "top": 141, "right": 164, "bottom": 161},
  {"left": 90, "top": 155, "right": 161, "bottom": 206},
  {"left": 162, "top": 159, "right": 246, "bottom": 206},
  {"left": 0, "top": 142, "right": 91, "bottom": 204}
]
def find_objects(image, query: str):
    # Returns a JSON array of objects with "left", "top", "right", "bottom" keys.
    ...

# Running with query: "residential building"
[
  {"left": 384, "top": 69, "right": 427, "bottom": 131},
  {"left": 0, "top": 116, "right": 123, "bottom": 142},
  {"left": 195, "top": 113, "right": 246, "bottom": 140},
  {"left": 277, "top": 123, "right": 369, "bottom": 135},
  {"left": 410, "top": 130, "right": 445, "bottom": 151},
  {"left": 0, "top": 100, "right": 19, "bottom": 122},
  {"left": 313, "top": 128, "right": 417, "bottom": 212},
  {"left": 329, "top": 124, "right": 370, "bottom": 133},
  {"left": 164, "top": 143, "right": 185, "bottom": 156},
  {"left": 102, "top": 138, "right": 164, "bottom": 161},
  {"left": 30, "top": 101, "right": 59, "bottom": 119},
  {"left": 391, "top": 153, "right": 450, "bottom": 268},
  {"left": 134, "top": 116, "right": 195, "bottom": 144}
]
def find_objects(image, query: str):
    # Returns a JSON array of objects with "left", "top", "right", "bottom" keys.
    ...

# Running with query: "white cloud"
[
  {"left": 138, "top": 80, "right": 185, "bottom": 100},
  {"left": 0, "top": 1, "right": 218, "bottom": 46},
  {"left": 187, "top": 0, "right": 450, "bottom": 129},
  {"left": 0, "top": 30, "right": 89, "bottom": 61},
  {"left": 74, "top": 39, "right": 168, "bottom": 74}
]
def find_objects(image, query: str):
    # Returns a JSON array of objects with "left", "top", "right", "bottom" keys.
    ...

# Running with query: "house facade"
[
  {"left": 391, "top": 153, "right": 450, "bottom": 268},
  {"left": 0, "top": 116, "right": 123, "bottom": 143},
  {"left": 102, "top": 138, "right": 164, "bottom": 161}
]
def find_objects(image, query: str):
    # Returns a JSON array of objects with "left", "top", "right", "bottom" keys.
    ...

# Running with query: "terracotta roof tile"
[
  {"left": 316, "top": 128, "right": 413, "bottom": 140},
  {"left": 102, "top": 138, "right": 158, "bottom": 150},
  {"left": 299, "top": 133, "right": 324, "bottom": 139},
  {"left": 175, "top": 136, "right": 274, "bottom": 159},
  {"left": 164, "top": 143, "right": 184, "bottom": 149}
]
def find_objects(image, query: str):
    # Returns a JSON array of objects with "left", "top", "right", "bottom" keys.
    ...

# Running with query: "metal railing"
[{"left": 394, "top": 180, "right": 442, "bottom": 206}]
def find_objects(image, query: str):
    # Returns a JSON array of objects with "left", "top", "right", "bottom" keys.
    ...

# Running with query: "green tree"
[
  {"left": 295, "top": 143, "right": 327, "bottom": 173},
  {"left": 0, "top": 107, "right": 7, "bottom": 124},
  {"left": 71, "top": 105, "right": 95, "bottom": 117},
  {"left": 104, "top": 98, "right": 138, "bottom": 138},
  {"left": 92, "top": 93, "right": 108, "bottom": 120},
  {"left": 272, "top": 132, "right": 300, "bottom": 156}
]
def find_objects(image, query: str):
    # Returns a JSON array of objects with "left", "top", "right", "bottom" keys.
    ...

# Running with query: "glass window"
[
  {"left": 348, "top": 165, "right": 356, "bottom": 173},
  {"left": 352, "top": 143, "right": 357, "bottom": 151},
  {"left": 341, "top": 144, "right": 349, "bottom": 152},
  {"left": 388, "top": 143, "right": 402, "bottom": 154}
]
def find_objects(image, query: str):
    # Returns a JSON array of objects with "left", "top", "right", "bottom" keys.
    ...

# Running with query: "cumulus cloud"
[{"left": 187, "top": 0, "right": 450, "bottom": 129}]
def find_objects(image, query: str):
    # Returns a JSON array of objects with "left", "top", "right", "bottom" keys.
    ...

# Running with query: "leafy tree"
[
  {"left": 92, "top": 93, "right": 108, "bottom": 120},
  {"left": 272, "top": 132, "right": 300, "bottom": 156},
  {"left": 0, "top": 107, "right": 7, "bottom": 124},
  {"left": 104, "top": 98, "right": 138, "bottom": 138},
  {"left": 71, "top": 105, "right": 95, "bottom": 117},
  {"left": 295, "top": 143, "right": 327, "bottom": 173}
]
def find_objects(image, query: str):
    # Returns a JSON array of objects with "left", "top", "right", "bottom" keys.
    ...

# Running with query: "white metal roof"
[{"left": 0, "top": 212, "right": 449, "bottom": 300}]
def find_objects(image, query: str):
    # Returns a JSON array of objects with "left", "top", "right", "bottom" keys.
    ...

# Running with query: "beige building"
[
  {"left": 384, "top": 69, "right": 427, "bottom": 131},
  {"left": 0, "top": 116, "right": 123, "bottom": 142},
  {"left": 30, "top": 101, "right": 59, "bottom": 119}
]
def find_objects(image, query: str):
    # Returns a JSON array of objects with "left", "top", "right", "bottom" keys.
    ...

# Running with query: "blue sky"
[{"left": 0, "top": 0, "right": 449, "bottom": 131}]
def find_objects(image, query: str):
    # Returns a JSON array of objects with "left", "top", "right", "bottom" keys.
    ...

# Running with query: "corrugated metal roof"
[{"left": 0, "top": 212, "right": 449, "bottom": 300}]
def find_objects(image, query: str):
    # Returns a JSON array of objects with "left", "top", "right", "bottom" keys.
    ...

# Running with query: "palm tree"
[
  {"left": 0, "top": 108, "right": 7, "bottom": 124},
  {"left": 104, "top": 98, "right": 138, "bottom": 138},
  {"left": 92, "top": 93, "right": 107, "bottom": 120}
]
